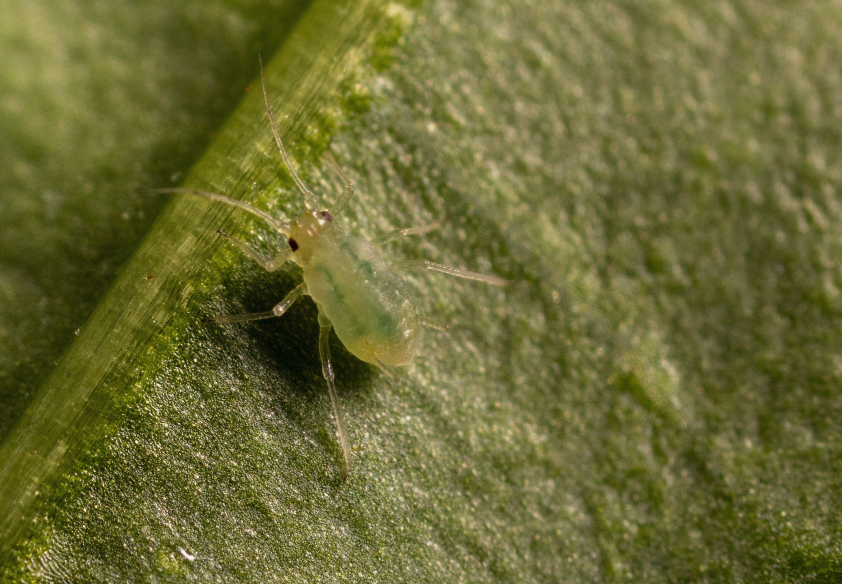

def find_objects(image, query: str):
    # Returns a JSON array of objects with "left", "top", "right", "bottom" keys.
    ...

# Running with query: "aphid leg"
[
  {"left": 317, "top": 306, "right": 352, "bottom": 481},
  {"left": 392, "top": 259, "right": 511, "bottom": 286},
  {"left": 419, "top": 317, "right": 451, "bottom": 332},
  {"left": 323, "top": 151, "right": 354, "bottom": 217},
  {"left": 216, "top": 230, "right": 291, "bottom": 272},
  {"left": 148, "top": 188, "right": 290, "bottom": 233},
  {"left": 258, "top": 55, "right": 319, "bottom": 211},
  {"left": 370, "top": 222, "right": 442, "bottom": 247},
  {"left": 374, "top": 359, "right": 398, "bottom": 380},
  {"left": 207, "top": 282, "right": 307, "bottom": 324}
]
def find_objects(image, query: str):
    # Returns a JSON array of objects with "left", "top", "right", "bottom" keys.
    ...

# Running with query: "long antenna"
[
  {"left": 259, "top": 55, "right": 319, "bottom": 211},
  {"left": 323, "top": 150, "right": 355, "bottom": 217},
  {"left": 147, "top": 188, "right": 290, "bottom": 234}
]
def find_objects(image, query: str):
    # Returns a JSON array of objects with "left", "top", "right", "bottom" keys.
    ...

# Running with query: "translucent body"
[
  {"left": 152, "top": 57, "right": 509, "bottom": 480},
  {"left": 290, "top": 213, "right": 421, "bottom": 367}
]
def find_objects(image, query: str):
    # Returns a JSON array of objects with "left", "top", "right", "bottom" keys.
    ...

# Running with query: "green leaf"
[{"left": 3, "top": 0, "right": 842, "bottom": 581}]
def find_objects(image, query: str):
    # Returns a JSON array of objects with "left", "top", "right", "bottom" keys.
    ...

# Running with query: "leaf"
[
  {"left": 0, "top": 0, "right": 319, "bottom": 444},
  {"left": 3, "top": 0, "right": 842, "bottom": 581}
]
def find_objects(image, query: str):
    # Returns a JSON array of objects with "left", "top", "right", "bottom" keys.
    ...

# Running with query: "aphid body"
[
  {"left": 288, "top": 211, "right": 420, "bottom": 368},
  {"left": 154, "top": 58, "right": 507, "bottom": 480}
]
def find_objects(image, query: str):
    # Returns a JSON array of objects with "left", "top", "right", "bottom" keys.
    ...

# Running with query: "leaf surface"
[{"left": 2, "top": 0, "right": 842, "bottom": 582}]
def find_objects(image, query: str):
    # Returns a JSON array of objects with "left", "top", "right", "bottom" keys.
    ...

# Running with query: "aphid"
[{"left": 154, "top": 58, "right": 508, "bottom": 480}]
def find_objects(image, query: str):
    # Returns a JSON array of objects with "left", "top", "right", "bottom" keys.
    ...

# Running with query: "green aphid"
[{"left": 154, "top": 58, "right": 509, "bottom": 480}]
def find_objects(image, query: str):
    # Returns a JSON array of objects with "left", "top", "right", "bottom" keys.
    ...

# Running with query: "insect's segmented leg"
[
  {"left": 392, "top": 259, "right": 511, "bottom": 286},
  {"left": 317, "top": 307, "right": 352, "bottom": 481},
  {"left": 419, "top": 317, "right": 451, "bottom": 332},
  {"left": 207, "top": 282, "right": 307, "bottom": 324},
  {"left": 374, "top": 359, "right": 398, "bottom": 380},
  {"left": 323, "top": 151, "right": 355, "bottom": 217},
  {"left": 216, "top": 230, "right": 291, "bottom": 272},
  {"left": 259, "top": 56, "right": 319, "bottom": 211},
  {"left": 370, "top": 222, "right": 442, "bottom": 247},
  {"left": 147, "top": 188, "right": 290, "bottom": 233}
]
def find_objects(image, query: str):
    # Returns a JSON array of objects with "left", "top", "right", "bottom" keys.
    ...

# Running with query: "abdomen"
[{"left": 303, "top": 237, "right": 421, "bottom": 367}]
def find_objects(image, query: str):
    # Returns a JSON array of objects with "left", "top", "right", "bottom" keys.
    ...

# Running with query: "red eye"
[
  {"left": 321, "top": 210, "right": 333, "bottom": 221},
  {"left": 288, "top": 238, "right": 299, "bottom": 251}
]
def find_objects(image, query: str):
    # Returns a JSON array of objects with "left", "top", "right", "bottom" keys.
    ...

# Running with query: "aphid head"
[{"left": 287, "top": 209, "right": 334, "bottom": 260}]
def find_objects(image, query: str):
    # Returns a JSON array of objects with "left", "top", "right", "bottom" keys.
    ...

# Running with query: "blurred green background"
[{"left": 1, "top": 0, "right": 841, "bottom": 581}]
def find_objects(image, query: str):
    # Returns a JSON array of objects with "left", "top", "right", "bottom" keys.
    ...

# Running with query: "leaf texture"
[{"left": 2, "top": 0, "right": 842, "bottom": 582}]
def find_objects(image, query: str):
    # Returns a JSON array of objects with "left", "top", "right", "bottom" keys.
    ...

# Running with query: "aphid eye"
[
  {"left": 288, "top": 238, "right": 299, "bottom": 251},
  {"left": 320, "top": 210, "right": 333, "bottom": 221}
]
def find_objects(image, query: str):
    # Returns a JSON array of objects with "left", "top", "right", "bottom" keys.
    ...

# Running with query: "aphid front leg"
[
  {"left": 216, "top": 229, "right": 291, "bottom": 272},
  {"left": 370, "top": 222, "right": 442, "bottom": 247},
  {"left": 317, "top": 306, "right": 352, "bottom": 481},
  {"left": 392, "top": 259, "right": 511, "bottom": 286},
  {"left": 208, "top": 282, "right": 307, "bottom": 324}
]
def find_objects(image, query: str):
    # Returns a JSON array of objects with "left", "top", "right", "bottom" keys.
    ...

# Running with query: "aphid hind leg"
[
  {"left": 317, "top": 306, "right": 352, "bottom": 481},
  {"left": 420, "top": 317, "right": 451, "bottom": 332},
  {"left": 392, "top": 259, "right": 511, "bottom": 286},
  {"left": 207, "top": 282, "right": 307, "bottom": 324},
  {"left": 370, "top": 222, "right": 442, "bottom": 247},
  {"left": 374, "top": 359, "right": 398, "bottom": 380},
  {"left": 216, "top": 229, "right": 291, "bottom": 272}
]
